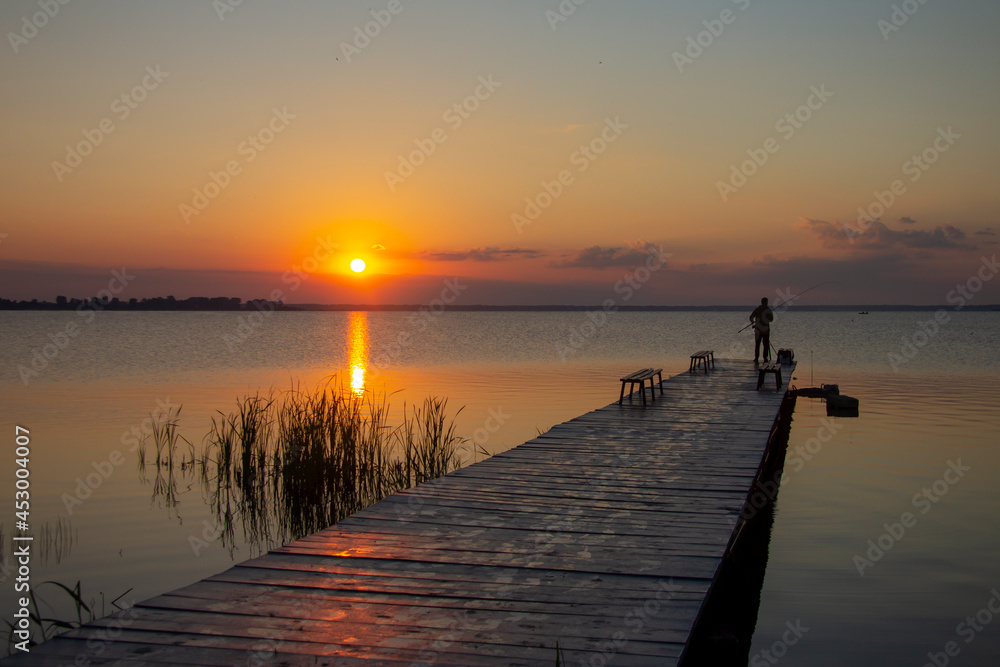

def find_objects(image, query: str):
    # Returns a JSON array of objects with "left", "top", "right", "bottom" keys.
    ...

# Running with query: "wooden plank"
[
  {"left": 305, "top": 519, "right": 737, "bottom": 546},
  {"left": 31, "top": 629, "right": 564, "bottom": 666},
  {"left": 0, "top": 636, "right": 435, "bottom": 667},
  {"left": 77, "top": 608, "right": 687, "bottom": 660},
  {"left": 161, "top": 579, "right": 710, "bottom": 614},
  {"left": 218, "top": 558, "right": 713, "bottom": 599},
  {"left": 339, "top": 508, "right": 740, "bottom": 534},
  {"left": 268, "top": 543, "right": 722, "bottom": 579},
  {"left": 276, "top": 537, "right": 727, "bottom": 561},
  {"left": 135, "top": 594, "right": 702, "bottom": 645}
]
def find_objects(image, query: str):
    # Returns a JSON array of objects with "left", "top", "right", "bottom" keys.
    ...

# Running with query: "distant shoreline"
[{"left": 2, "top": 297, "right": 997, "bottom": 313}]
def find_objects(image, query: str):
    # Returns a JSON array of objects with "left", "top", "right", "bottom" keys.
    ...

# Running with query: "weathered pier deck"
[{"left": 7, "top": 359, "right": 794, "bottom": 666}]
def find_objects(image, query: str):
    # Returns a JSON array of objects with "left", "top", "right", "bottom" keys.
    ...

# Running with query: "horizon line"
[{"left": 2, "top": 297, "right": 997, "bottom": 312}]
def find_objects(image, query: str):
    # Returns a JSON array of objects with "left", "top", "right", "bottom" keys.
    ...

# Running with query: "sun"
[{"left": 350, "top": 258, "right": 366, "bottom": 273}]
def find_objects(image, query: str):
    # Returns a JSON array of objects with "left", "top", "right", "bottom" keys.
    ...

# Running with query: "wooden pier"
[{"left": 6, "top": 359, "right": 795, "bottom": 666}]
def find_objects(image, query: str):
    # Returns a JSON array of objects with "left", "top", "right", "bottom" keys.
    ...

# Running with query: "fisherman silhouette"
[{"left": 749, "top": 297, "right": 774, "bottom": 363}]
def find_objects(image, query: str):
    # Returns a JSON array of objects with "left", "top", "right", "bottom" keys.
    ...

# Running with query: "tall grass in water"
[
  {"left": 200, "top": 379, "right": 465, "bottom": 553},
  {"left": 399, "top": 398, "right": 464, "bottom": 485},
  {"left": 138, "top": 406, "right": 194, "bottom": 517}
]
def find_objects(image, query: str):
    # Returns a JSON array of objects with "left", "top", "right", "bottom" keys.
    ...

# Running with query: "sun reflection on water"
[{"left": 348, "top": 311, "right": 369, "bottom": 395}]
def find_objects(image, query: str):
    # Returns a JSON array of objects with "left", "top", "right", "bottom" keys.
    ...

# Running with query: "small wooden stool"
[
  {"left": 689, "top": 350, "right": 715, "bottom": 373},
  {"left": 756, "top": 362, "right": 782, "bottom": 390}
]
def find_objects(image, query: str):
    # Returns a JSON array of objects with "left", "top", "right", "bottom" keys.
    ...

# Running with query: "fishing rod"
[{"left": 736, "top": 281, "right": 839, "bottom": 333}]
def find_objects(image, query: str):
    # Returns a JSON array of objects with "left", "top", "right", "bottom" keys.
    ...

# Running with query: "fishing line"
[{"left": 736, "top": 281, "right": 839, "bottom": 334}]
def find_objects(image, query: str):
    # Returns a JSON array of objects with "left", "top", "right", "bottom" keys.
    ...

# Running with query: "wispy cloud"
[
  {"left": 419, "top": 247, "right": 544, "bottom": 262},
  {"left": 975, "top": 228, "right": 998, "bottom": 246},
  {"left": 551, "top": 240, "right": 666, "bottom": 269},
  {"left": 796, "top": 218, "right": 973, "bottom": 251},
  {"left": 898, "top": 216, "right": 917, "bottom": 225}
]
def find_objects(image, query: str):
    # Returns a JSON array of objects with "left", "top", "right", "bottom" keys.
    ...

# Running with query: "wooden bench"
[
  {"left": 689, "top": 350, "right": 715, "bottom": 373},
  {"left": 756, "top": 362, "right": 783, "bottom": 390},
  {"left": 619, "top": 368, "right": 664, "bottom": 406}
]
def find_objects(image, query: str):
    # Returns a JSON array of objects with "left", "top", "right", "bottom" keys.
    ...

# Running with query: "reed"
[
  {"left": 136, "top": 406, "right": 198, "bottom": 518},
  {"left": 398, "top": 397, "right": 464, "bottom": 486},
  {"left": 139, "top": 406, "right": 194, "bottom": 471},
  {"left": 197, "top": 378, "right": 466, "bottom": 553}
]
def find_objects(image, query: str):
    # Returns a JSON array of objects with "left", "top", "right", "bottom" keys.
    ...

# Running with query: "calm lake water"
[{"left": 1, "top": 310, "right": 998, "bottom": 664}]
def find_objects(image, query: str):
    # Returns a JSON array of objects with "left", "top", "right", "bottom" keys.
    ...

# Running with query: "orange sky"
[{"left": 2, "top": 1, "right": 998, "bottom": 304}]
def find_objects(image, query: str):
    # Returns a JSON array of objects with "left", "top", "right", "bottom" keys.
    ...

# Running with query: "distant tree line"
[
  {"left": 0, "top": 296, "right": 296, "bottom": 311},
  {"left": 1, "top": 298, "right": 996, "bottom": 312}
]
